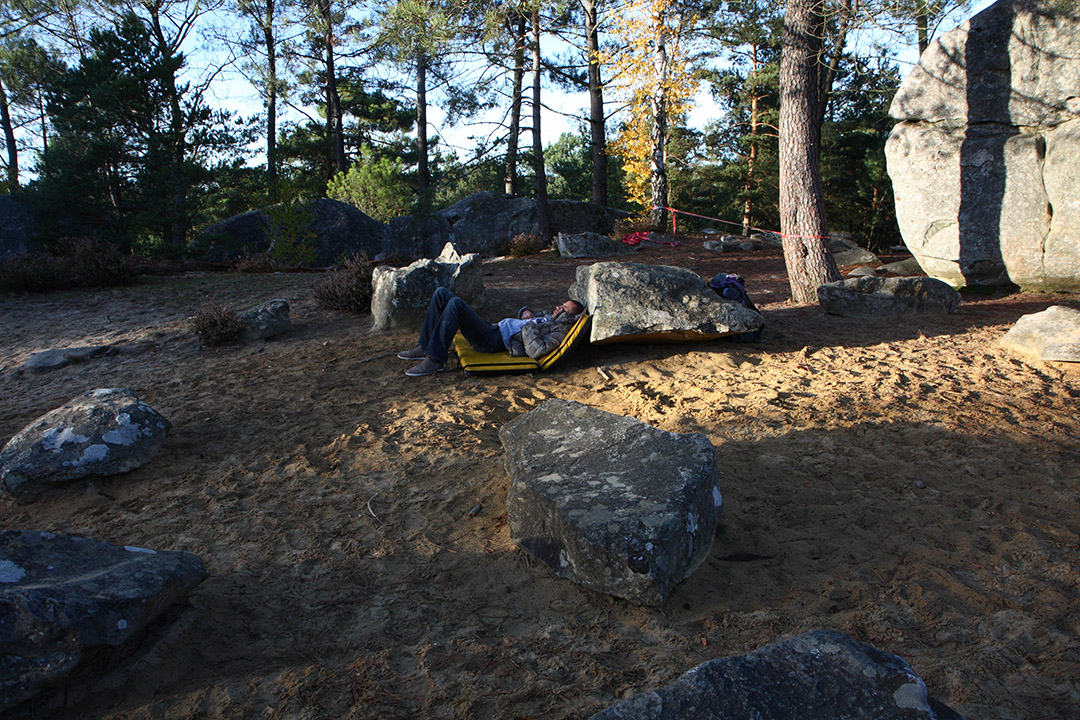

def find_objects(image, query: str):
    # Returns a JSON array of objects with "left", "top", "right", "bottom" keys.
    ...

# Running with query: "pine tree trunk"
[
  {"left": 816, "top": 0, "right": 853, "bottom": 133},
  {"left": 264, "top": 1, "right": 279, "bottom": 203},
  {"left": 321, "top": 0, "right": 346, "bottom": 176},
  {"left": 779, "top": 0, "right": 839, "bottom": 304},
  {"left": 504, "top": 14, "right": 527, "bottom": 196},
  {"left": 416, "top": 52, "right": 431, "bottom": 213},
  {"left": 531, "top": 10, "right": 553, "bottom": 244},
  {"left": 149, "top": 6, "right": 188, "bottom": 248},
  {"left": 0, "top": 76, "right": 17, "bottom": 190},
  {"left": 583, "top": 0, "right": 607, "bottom": 205},
  {"left": 742, "top": 43, "right": 760, "bottom": 236},
  {"left": 648, "top": 10, "right": 669, "bottom": 229}
]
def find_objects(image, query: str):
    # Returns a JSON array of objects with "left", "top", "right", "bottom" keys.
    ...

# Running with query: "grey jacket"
[{"left": 507, "top": 312, "right": 581, "bottom": 359}]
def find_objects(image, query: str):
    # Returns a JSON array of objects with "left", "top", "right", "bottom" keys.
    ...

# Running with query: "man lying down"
[{"left": 397, "top": 287, "right": 585, "bottom": 377}]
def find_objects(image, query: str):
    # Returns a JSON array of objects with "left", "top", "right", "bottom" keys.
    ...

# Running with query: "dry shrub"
[
  {"left": 191, "top": 303, "right": 246, "bottom": 346},
  {"left": 315, "top": 256, "right": 373, "bottom": 313},
  {"left": 508, "top": 232, "right": 546, "bottom": 257},
  {"left": 0, "top": 237, "right": 137, "bottom": 293},
  {"left": 612, "top": 217, "right": 658, "bottom": 242},
  {"left": 232, "top": 253, "right": 293, "bottom": 274}
]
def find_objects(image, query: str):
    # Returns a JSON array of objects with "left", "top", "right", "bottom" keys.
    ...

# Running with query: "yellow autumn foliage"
[{"left": 600, "top": 0, "right": 698, "bottom": 213}]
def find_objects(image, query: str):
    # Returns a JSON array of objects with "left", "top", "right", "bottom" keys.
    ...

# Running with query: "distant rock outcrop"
[
  {"left": 500, "top": 399, "right": 722, "bottom": 605},
  {"left": 0, "top": 389, "right": 170, "bottom": 503},
  {"left": 387, "top": 192, "right": 630, "bottom": 258},
  {"left": 0, "top": 196, "right": 39, "bottom": 258},
  {"left": 569, "top": 262, "right": 764, "bottom": 344},
  {"left": 886, "top": 0, "right": 1080, "bottom": 291},
  {"left": 817, "top": 276, "right": 961, "bottom": 317},
  {"left": 590, "top": 630, "right": 964, "bottom": 720},
  {"left": 0, "top": 530, "right": 208, "bottom": 713},
  {"left": 370, "top": 243, "right": 485, "bottom": 331},
  {"left": 197, "top": 198, "right": 387, "bottom": 266}
]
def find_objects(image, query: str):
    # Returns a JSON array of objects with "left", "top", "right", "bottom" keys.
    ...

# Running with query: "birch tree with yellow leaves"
[{"left": 602, "top": 0, "right": 699, "bottom": 226}]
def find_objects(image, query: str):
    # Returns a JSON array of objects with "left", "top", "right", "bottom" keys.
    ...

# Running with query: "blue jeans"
[{"left": 419, "top": 288, "right": 504, "bottom": 363}]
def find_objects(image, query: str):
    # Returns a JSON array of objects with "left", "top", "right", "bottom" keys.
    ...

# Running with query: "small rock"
[
  {"left": 817, "top": 276, "right": 960, "bottom": 317},
  {"left": 24, "top": 346, "right": 115, "bottom": 373},
  {"left": 0, "top": 389, "right": 170, "bottom": 503},
  {"left": 1000, "top": 305, "right": 1080, "bottom": 364}
]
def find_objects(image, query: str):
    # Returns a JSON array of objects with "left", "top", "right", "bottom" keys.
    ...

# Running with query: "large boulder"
[
  {"left": 886, "top": 0, "right": 1080, "bottom": 291},
  {"left": 370, "top": 243, "right": 485, "bottom": 331},
  {"left": 197, "top": 198, "right": 388, "bottom": 266},
  {"left": 590, "top": 629, "right": 963, "bottom": 720},
  {"left": 817, "top": 276, "right": 961, "bottom": 317},
  {"left": 1000, "top": 305, "right": 1080, "bottom": 363},
  {"left": 387, "top": 192, "right": 630, "bottom": 257},
  {"left": 499, "top": 399, "right": 723, "bottom": 605},
  {"left": 0, "top": 389, "right": 170, "bottom": 503},
  {"left": 0, "top": 530, "right": 208, "bottom": 713},
  {"left": 569, "top": 262, "right": 764, "bottom": 344},
  {"left": 0, "top": 196, "right": 39, "bottom": 258}
]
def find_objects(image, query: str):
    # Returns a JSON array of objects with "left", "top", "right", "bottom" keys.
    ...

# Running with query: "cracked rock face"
[
  {"left": 0, "top": 388, "right": 170, "bottom": 503},
  {"left": 499, "top": 399, "right": 722, "bottom": 606},
  {"left": 885, "top": 0, "right": 1080, "bottom": 291}
]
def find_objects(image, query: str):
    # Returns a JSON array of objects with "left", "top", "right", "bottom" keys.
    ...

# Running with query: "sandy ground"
[{"left": 1, "top": 243, "right": 1078, "bottom": 720}]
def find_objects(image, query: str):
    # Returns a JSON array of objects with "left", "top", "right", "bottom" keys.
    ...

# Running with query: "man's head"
[{"left": 553, "top": 300, "right": 584, "bottom": 319}]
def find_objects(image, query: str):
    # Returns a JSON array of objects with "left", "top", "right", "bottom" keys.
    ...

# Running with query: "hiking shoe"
[
  {"left": 405, "top": 357, "right": 445, "bottom": 377},
  {"left": 397, "top": 345, "right": 427, "bottom": 360}
]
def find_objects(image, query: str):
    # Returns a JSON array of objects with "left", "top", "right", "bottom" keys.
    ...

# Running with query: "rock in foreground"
[
  {"left": 0, "top": 530, "right": 208, "bottom": 713},
  {"left": 591, "top": 629, "right": 964, "bottom": 720},
  {"left": 500, "top": 399, "right": 722, "bottom": 605},
  {"left": 570, "top": 262, "right": 763, "bottom": 344},
  {"left": 0, "top": 388, "right": 170, "bottom": 503}
]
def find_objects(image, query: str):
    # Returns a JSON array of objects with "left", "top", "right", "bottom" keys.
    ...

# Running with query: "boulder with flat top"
[
  {"left": 500, "top": 399, "right": 723, "bottom": 606},
  {"left": 569, "top": 262, "right": 763, "bottom": 344}
]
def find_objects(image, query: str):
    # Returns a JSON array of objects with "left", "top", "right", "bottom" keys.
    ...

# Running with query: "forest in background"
[{"left": 0, "top": 0, "right": 978, "bottom": 259}]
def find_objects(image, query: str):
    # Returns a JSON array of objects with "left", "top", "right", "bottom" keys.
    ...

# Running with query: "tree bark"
[
  {"left": 779, "top": 0, "right": 839, "bottom": 303},
  {"left": 582, "top": 0, "right": 607, "bottom": 205},
  {"left": 416, "top": 51, "right": 430, "bottom": 212},
  {"left": 263, "top": 0, "right": 279, "bottom": 203},
  {"left": 815, "top": 0, "right": 853, "bottom": 134},
  {"left": 504, "top": 13, "right": 527, "bottom": 196},
  {"left": 648, "top": 6, "right": 669, "bottom": 229},
  {"left": 149, "top": 3, "right": 188, "bottom": 247},
  {"left": 531, "top": 9, "right": 553, "bottom": 243},
  {"left": 0, "top": 76, "right": 17, "bottom": 190},
  {"left": 742, "top": 41, "right": 761, "bottom": 236},
  {"left": 320, "top": 0, "right": 347, "bottom": 176}
]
